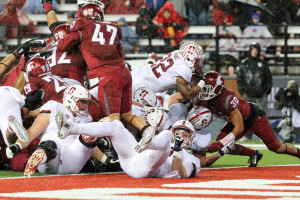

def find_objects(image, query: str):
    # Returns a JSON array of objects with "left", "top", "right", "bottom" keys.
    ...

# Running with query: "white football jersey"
[
  {"left": 190, "top": 129, "right": 212, "bottom": 151},
  {"left": 131, "top": 50, "right": 193, "bottom": 93},
  {"left": 156, "top": 149, "right": 201, "bottom": 178},
  {"left": 39, "top": 100, "right": 92, "bottom": 145}
]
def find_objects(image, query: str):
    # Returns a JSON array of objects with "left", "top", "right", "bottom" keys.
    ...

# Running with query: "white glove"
[
  {"left": 218, "top": 140, "right": 235, "bottom": 156},
  {"left": 6, "top": 143, "right": 22, "bottom": 159},
  {"left": 197, "top": 80, "right": 205, "bottom": 88}
]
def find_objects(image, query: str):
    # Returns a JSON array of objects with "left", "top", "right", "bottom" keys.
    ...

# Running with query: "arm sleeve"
[{"left": 263, "top": 64, "right": 273, "bottom": 95}]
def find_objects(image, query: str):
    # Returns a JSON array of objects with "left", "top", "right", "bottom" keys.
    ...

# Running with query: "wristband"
[
  {"left": 173, "top": 151, "right": 182, "bottom": 159},
  {"left": 15, "top": 142, "right": 22, "bottom": 151},
  {"left": 13, "top": 50, "right": 20, "bottom": 58},
  {"left": 217, "top": 150, "right": 224, "bottom": 157},
  {"left": 220, "top": 132, "right": 235, "bottom": 146},
  {"left": 197, "top": 80, "right": 205, "bottom": 88}
]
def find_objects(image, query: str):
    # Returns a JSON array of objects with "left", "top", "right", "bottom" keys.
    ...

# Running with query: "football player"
[
  {"left": 6, "top": 85, "right": 98, "bottom": 176},
  {"left": 193, "top": 71, "right": 300, "bottom": 166},
  {"left": 131, "top": 41, "right": 206, "bottom": 101},
  {"left": 53, "top": 2, "right": 156, "bottom": 153},
  {"left": 56, "top": 114, "right": 201, "bottom": 178}
]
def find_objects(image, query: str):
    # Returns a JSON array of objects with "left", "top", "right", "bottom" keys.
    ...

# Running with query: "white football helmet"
[
  {"left": 171, "top": 120, "right": 195, "bottom": 149},
  {"left": 187, "top": 106, "right": 212, "bottom": 130},
  {"left": 145, "top": 107, "right": 168, "bottom": 128},
  {"left": 63, "top": 85, "right": 91, "bottom": 116},
  {"left": 133, "top": 87, "right": 157, "bottom": 107},
  {"left": 178, "top": 41, "right": 205, "bottom": 74}
]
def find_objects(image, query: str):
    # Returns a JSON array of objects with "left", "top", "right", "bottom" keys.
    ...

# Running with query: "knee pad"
[
  {"left": 37, "top": 140, "right": 57, "bottom": 161},
  {"left": 79, "top": 135, "right": 97, "bottom": 148},
  {"left": 96, "top": 137, "right": 112, "bottom": 151}
]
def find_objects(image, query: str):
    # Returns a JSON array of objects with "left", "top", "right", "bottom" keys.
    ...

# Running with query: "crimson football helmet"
[
  {"left": 198, "top": 71, "right": 224, "bottom": 100},
  {"left": 53, "top": 24, "right": 70, "bottom": 42},
  {"left": 24, "top": 57, "right": 51, "bottom": 82},
  {"left": 80, "top": 2, "right": 104, "bottom": 22},
  {"left": 178, "top": 41, "right": 205, "bottom": 74},
  {"left": 187, "top": 106, "right": 212, "bottom": 130},
  {"left": 171, "top": 120, "right": 195, "bottom": 149}
]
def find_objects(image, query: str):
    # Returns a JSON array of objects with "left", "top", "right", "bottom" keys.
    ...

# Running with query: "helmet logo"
[
  {"left": 216, "top": 76, "right": 223, "bottom": 85},
  {"left": 188, "top": 46, "right": 195, "bottom": 54},
  {"left": 68, "top": 87, "right": 76, "bottom": 95},
  {"left": 83, "top": 8, "right": 94, "bottom": 17}
]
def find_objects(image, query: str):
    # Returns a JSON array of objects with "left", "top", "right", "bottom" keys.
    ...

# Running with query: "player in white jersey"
[
  {"left": 56, "top": 107, "right": 201, "bottom": 178},
  {"left": 131, "top": 41, "right": 206, "bottom": 101},
  {"left": 6, "top": 85, "right": 97, "bottom": 176}
]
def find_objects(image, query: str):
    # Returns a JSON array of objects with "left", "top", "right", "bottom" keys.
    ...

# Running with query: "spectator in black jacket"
[
  {"left": 136, "top": 6, "right": 157, "bottom": 39},
  {"left": 237, "top": 42, "right": 273, "bottom": 141}
]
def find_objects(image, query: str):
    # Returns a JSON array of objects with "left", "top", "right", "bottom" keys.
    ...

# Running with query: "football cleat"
[
  {"left": 135, "top": 126, "right": 156, "bottom": 153},
  {"left": 248, "top": 150, "right": 263, "bottom": 167},
  {"left": 55, "top": 110, "right": 73, "bottom": 139},
  {"left": 8, "top": 115, "right": 28, "bottom": 142},
  {"left": 24, "top": 149, "right": 45, "bottom": 177}
]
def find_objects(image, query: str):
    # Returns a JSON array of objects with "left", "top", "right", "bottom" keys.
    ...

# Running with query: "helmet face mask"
[
  {"left": 198, "top": 71, "right": 224, "bottom": 100},
  {"left": 187, "top": 106, "right": 212, "bottom": 129},
  {"left": 178, "top": 42, "right": 205, "bottom": 73},
  {"left": 24, "top": 57, "right": 51, "bottom": 82},
  {"left": 171, "top": 120, "right": 195, "bottom": 149},
  {"left": 63, "top": 85, "right": 91, "bottom": 116}
]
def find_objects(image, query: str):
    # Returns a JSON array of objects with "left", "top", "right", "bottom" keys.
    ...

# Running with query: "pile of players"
[{"left": 0, "top": 0, "right": 299, "bottom": 178}]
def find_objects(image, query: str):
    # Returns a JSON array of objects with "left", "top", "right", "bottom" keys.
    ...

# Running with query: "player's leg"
[
  {"left": 0, "top": 87, "right": 25, "bottom": 145},
  {"left": 24, "top": 140, "right": 58, "bottom": 176},
  {"left": 123, "top": 130, "right": 173, "bottom": 178},
  {"left": 58, "top": 136, "right": 95, "bottom": 174},
  {"left": 252, "top": 116, "right": 300, "bottom": 158},
  {"left": 119, "top": 68, "right": 156, "bottom": 152}
]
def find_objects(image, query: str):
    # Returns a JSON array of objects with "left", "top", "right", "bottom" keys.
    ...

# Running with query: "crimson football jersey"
[
  {"left": 46, "top": 43, "right": 87, "bottom": 85},
  {"left": 192, "top": 87, "right": 251, "bottom": 122},
  {"left": 23, "top": 75, "right": 67, "bottom": 105},
  {"left": 57, "top": 18, "right": 125, "bottom": 78}
]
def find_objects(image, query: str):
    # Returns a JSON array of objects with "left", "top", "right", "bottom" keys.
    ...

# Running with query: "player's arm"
[
  {"left": 176, "top": 76, "right": 203, "bottom": 101},
  {"left": 12, "top": 71, "right": 26, "bottom": 94},
  {"left": 41, "top": 0, "right": 60, "bottom": 30},
  {"left": 192, "top": 150, "right": 221, "bottom": 167},
  {"left": 6, "top": 113, "right": 50, "bottom": 158},
  {"left": 172, "top": 155, "right": 188, "bottom": 178},
  {"left": 229, "top": 108, "right": 244, "bottom": 138},
  {"left": 57, "top": 32, "right": 82, "bottom": 52},
  {"left": 0, "top": 54, "right": 17, "bottom": 82},
  {"left": 168, "top": 92, "right": 184, "bottom": 107}
]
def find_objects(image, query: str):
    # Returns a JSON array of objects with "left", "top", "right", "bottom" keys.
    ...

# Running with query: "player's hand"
[
  {"left": 14, "top": 39, "right": 46, "bottom": 58},
  {"left": 206, "top": 133, "right": 235, "bottom": 153},
  {"left": 205, "top": 141, "right": 223, "bottom": 153},
  {"left": 217, "top": 141, "right": 235, "bottom": 156},
  {"left": 173, "top": 133, "right": 184, "bottom": 152},
  {"left": 197, "top": 75, "right": 206, "bottom": 88},
  {"left": 6, "top": 143, "right": 22, "bottom": 159},
  {"left": 24, "top": 90, "right": 44, "bottom": 111},
  {"left": 40, "top": 0, "right": 54, "bottom": 14}
]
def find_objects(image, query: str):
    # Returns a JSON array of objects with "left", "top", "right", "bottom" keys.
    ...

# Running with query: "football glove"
[
  {"left": 206, "top": 132, "right": 235, "bottom": 153},
  {"left": 6, "top": 143, "right": 22, "bottom": 159},
  {"left": 24, "top": 90, "right": 44, "bottom": 111},
  {"left": 41, "top": 0, "right": 54, "bottom": 14},
  {"left": 173, "top": 133, "right": 184, "bottom": 152},
  {"left": 14, "top": 39, "right": 46, "bottom": 58}
]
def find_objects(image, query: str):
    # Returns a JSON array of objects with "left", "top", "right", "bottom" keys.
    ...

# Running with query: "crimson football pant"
[{"left": 97, "top": 67, "right": 132, "bottom": 116}]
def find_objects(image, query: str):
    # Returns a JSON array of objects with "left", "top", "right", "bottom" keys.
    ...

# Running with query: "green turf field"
[{"left": 0, "top": 140, "right": 299, "bottom": 178}]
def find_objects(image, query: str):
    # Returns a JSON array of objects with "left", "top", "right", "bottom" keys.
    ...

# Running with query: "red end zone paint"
[{"left": 0, "top": 165, "right": 299, "bottom": 199}]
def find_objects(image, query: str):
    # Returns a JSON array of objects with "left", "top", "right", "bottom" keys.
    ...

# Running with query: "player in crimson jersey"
[
  {"left": 45, "top": 2, "right": 156, "bottom": 153},
  {"left": 192, "top": 71, "right": 300, "bottom": 167}
]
